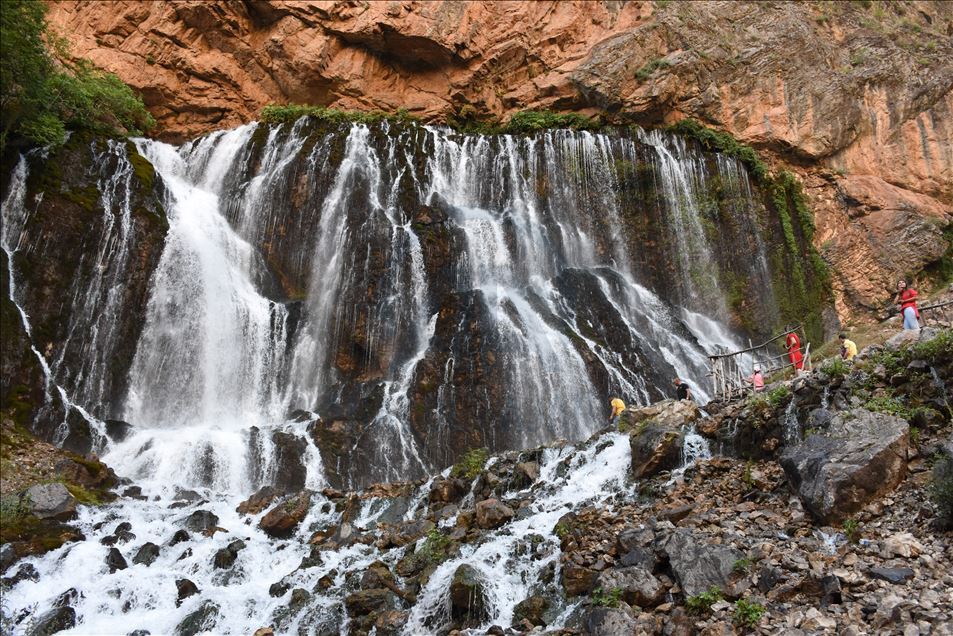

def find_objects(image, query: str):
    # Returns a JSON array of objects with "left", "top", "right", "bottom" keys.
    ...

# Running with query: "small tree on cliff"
[{"left": 0, "top": 0, "right": 154, "bottom": 152}]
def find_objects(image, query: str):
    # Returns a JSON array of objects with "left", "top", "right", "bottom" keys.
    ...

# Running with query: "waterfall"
[
  {"left": 4, "top": 121, "right": 771, "bottom": 488},
  {"left": 1, "top": 119, "right": 796, "bottom": 636}
]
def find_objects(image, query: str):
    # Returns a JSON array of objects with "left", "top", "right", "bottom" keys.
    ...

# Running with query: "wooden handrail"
[{"left": 707, "top": 324, "right": 803, "bottom": 360}]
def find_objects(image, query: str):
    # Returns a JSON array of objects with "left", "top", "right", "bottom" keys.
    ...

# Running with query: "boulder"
[
  {"left": 212, "top": 539, "right": 246, "bottom": 569},
  {"left": 373, "top": 610, "right": 408, "bottom": 636},
  {"left": 512, "top": 595, "right": 548, "bottom": 627},
  {"left": 583, "top": 607, "right": 638, "bottom": 636},
  {"left": 474, "top": 498, "right": 514, "bottom": 529},
  {"left": 428, "top": 477, "right": 468, "bottom": 504},
  {"left": 106, "top": 547, "right": 128, "bottom": 573},
  {"left": 344, "top": 589, "right": 398, "bottom": 617},
  {"left": 175, "top": 579, "right": 200, "bottom": 606},
  {"left": 175, "top": 600, "right": 220, "bottom": 636},
  {"left": 629, "top": 424, "right": 684, "bottom": 478},
  {"left": 25, "top": 483, "right": 76, "bottom": 521},
  {"left": 561, "top": 565, "right": 599, "bottom": 596},
  {"left": 515, "top": 461, "right": 540, "bottom": 486},
  {"left": 780, "top": 409, "right": 908, "bottom": 523},
  {"left": 885, "top": 330, "right": 920, "bottom": 350},
  {"left": 183, "top": 510, "right": 219, "bottom": 533},
  {"left": 259, "top": 491, "right": 311, "bottom": 538},
  {"left": 132, "top": 542, "right": 160, "bottom": 566},
  {"left": 662, "top": 529, "right": 743, "bottom": 597},
  {"left": 26, "top": 606, "right": 75, "bottom": 636},
  {"left": 868, "top": 566, "right": 915, "bottom": 584},
  {"left": 449, "top": 564, "right": 487, "bottom": 626},
  {"left": 622, "top": 399, "right": 700, "bottom": 429},
  {"left": 1, "top": 543, "right": 18, "bottom": 573},
  {"left": 596, "top": 566, "right": 664, "bottom": 607}
]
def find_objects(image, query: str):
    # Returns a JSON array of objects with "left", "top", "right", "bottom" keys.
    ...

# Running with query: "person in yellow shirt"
[
  {"left": 839, "top": 333, "right": 858, "bottom": 361},
  {"left": 609, "top": 397, "right": 626, "bottom": 425}
]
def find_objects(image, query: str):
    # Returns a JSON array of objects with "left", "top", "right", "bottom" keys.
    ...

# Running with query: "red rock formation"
[{"left": 45, "top": 0, "right": 952, "bottom": 320}]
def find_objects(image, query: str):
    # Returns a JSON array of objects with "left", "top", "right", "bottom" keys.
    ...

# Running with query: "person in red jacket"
[
  {"left": 893, "top": 279, "right": 920, "bottom": 330},
  {"left": 785, "top": 328, "right": 804, "bottom": 373}
]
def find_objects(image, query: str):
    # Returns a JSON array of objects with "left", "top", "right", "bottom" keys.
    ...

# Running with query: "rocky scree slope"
[
  {"left": 45, "top": 0, "right": 953, "bottom": 321},
  {"left": 3, "top": 327, "right": 950, "bottom": 635}
]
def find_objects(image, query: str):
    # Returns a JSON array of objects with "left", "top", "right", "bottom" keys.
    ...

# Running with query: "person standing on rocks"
[
  {"left": 785, "top": 328, "right": 804, "bottom": 374},
  {"left": 673, "top": 378, "right": 693, "bottom": 401},
  {"left": 839, "top": 333, "right": 858, "bottom": 361},
  {"left": 609, "top": 397, "right": 626, "bottom": 426},
  {"left": 893, "top": 279, "right": 920, "bottom": 330},
  {"left": 744, "top": 364, "right": 765, "bottom": 392}
]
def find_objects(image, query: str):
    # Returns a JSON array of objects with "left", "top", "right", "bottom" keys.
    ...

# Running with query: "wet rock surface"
[{"left": 781, "top": 409, "right": 909, "bottom": 523}]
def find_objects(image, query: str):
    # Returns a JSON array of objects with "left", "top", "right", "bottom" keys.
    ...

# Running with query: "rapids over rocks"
[{"left": 1, "top": 119, "right": 821, "bottom": 634}]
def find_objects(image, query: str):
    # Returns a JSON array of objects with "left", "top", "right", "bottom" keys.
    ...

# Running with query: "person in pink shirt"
[{"left": 745, "top": 364, "right": 765, "bottom": 392}]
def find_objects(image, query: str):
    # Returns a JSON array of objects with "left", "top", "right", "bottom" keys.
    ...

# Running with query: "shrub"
[
  {"left": 259, "top": 104, "right": 417, "bottom": 126},
  {"left": 417, "top": 528, "right": 452, "bottom": 565},
  {"left": 686, "top": 587, "right": 723, "bottom": 614},
  {"left": 822, "top": 356, "right": 849, "bottom": 379},
  {"left": 635, "top": 57, "right": 672, "bottom": 81},
  {"left": 732, "top": 598, "right": 766, "bottom": 627},
  {"left": 911, "top": 329, "right": 953, "bottom": 364},
  {"left": 591, "top": 587, "right": 623, "bottom": 608},
  {"left": 1, "top": 0, "right": 154, "bottom": 150},
  {"left": 931, "top": 454, "right": 953, "bottom": 530},
  {"left": 667, "top": 119, "right": 768, "bottom": 182},
  {"left": 504, "top": 110, "right": 598, "bottom": 134},
  {"left": 864, "top": 395, "right": 911, "bottom": 419},
  {"left": 843, "top": 518, "right": 861, "bottom": 543},
  {"left": 767, "top": 385, "right": 791, "bottom": 408},
  {"left": 732, "top": 557, "right": 753, "bottom": 573},
  {"left": 450, "top": 448, "right": 489, "bottom": 480}
]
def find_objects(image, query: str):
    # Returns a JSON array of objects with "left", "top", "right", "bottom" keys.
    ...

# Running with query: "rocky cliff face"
[{"left": 46, "top": 0, "right": 953, "bottom": 320}]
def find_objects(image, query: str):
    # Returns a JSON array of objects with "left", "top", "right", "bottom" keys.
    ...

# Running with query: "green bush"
[
  {"left": 259, "top": 104, "right": 418, "bottom": 126},
  {"left": 767, "top": 385, "right": 791, "bottom": 408},
  {"left": 504, "top": 110, "right": 598, "bottom": 134},
  {"left": 1, "top": 0, "right": 154, "bottom": 151},
  {"left": 591, "top": 587, "right": 623, "bottom": 608},
  {"left": 450, "top": 447, "right": 489, "bottom": 480},
  {"left": 864, "top": 395, "right": 912, "bottom": 419},
  {"left": 667, "top": 119, "right": 768, "bottom": 182},
  {"left": 931, "top": 454, "right": 953, "bottom": 530},
  {"left": 635, "top": 58, "right": 672, "bottom": 81},
  {"left": 822, "top": 357, "right": 850, "bottom": 379},
  {"left": 843, "top": 517, "right": 861, "bottom": 543},
  {"left": 732, "top": 598, "right": 766, "bottom": 627},
  {"left": 686, "top": 586, "right": 723, "bottom": 614},
  {"left": 911, "top": 329, "right": 953, "bottom": 364}
]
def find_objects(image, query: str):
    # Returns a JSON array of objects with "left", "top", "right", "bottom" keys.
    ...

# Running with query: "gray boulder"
[
  {"left": 662, "top": 529, "right": 743, "bottom": 597},
  {"left": 25, "top": 483, "right": 76, "bottom": 521},
  {"left": 780, "top": 409, "right": 908, "bottom": 524},
  {"left": 26, "top": 606, "right": 75, "bottom": 636},
  {"left": 474, "top": 499, "right": 514, "bottom": 529},
  {"left": 183, "top": 510, "right": 219, "bottom": 533},
  {"left": 175, "top": 600, "right": 220, "bottom": 636},
  {"left": 449, "top": 564, "right": 487, "bottom": 627},
  {"left": 596, "top": 566, "right": 664, "bottom": 607},
  {"left": 583, "top": 607, "right": 638, "bottom": 636},
  {"left": 132, "top": 542, "right": 160, "bottom": 566},
  {"left": 629, "top": 424, "right": 684, "bottom": 479}
]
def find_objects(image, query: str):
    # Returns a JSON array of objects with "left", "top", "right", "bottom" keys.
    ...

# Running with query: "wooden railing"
[{"left": 708, "top": 326, "right": 811, "bottom": 402}]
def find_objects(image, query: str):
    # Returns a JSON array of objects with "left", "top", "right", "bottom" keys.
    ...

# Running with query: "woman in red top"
[
  {"left": 785, "top": 329, "right": 804, "bottom": 372},
  {"left": 893, "top": 280, "right": 919, "bottom": 330}
]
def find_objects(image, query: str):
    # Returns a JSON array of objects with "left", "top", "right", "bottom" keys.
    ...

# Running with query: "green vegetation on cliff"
[
  {"left": 260, "top": 104, "right": 418, "bottom": 127},
  {"left": 0, "top": 0, "right": 154, "bottom": 152}
]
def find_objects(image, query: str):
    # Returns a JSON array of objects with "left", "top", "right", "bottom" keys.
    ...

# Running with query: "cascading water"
[{"left": 2, "top": 119, "right": 786, "bottom": 635}]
